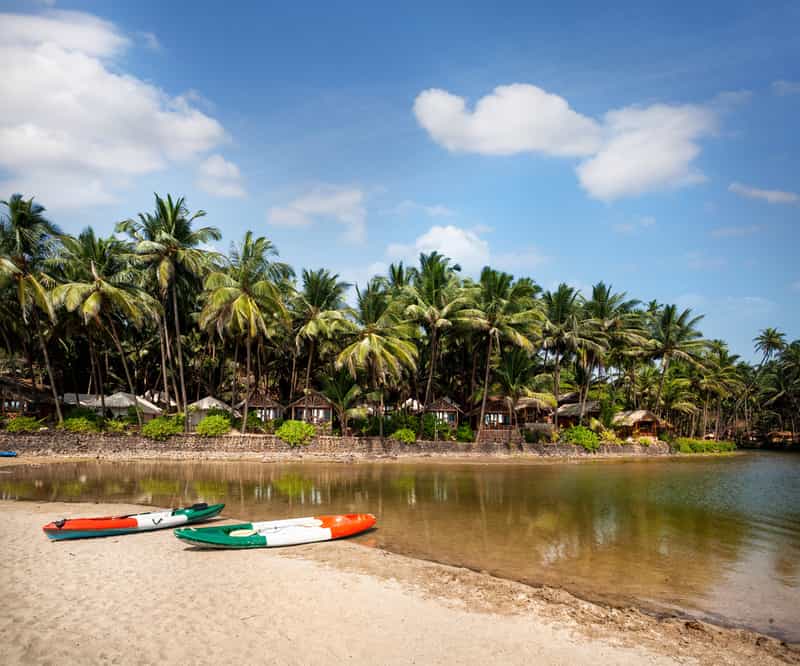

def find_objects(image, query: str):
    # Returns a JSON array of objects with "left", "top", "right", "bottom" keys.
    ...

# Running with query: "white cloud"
[
  {"left": 389, "top": 200, "right": 455, "bottom": 218},
  {"left": 0, "top": 10, "right": 226, "bottom": 208},
  {"left": 385, "top": 224, "right": 547, "bottom": 276},
  {"left": 387, "top": 224, "right": 490, "bottom": 274},
  {"left": 268, "top": 185, "right": 366, "bottom": 242},
  {"left": 772, "top": 80, "right": 800, "bottom": 96},
  {"left": 685, "top": 251, "right": 726, "bottom": 270},
  {"left": 413, "top": 84, "right": 601, "bottom": 157},
  {"left": 577, "top": 104, "right": 715, "bottom": 200},
  {"left": 138, "top": 31, "right": 161, "bottom": 51},
  {"left": 414, "top": 84, "right": 719, "bottom": 201},
  {"left": 729, "top": 182, "right": 799, "bottom": 205},
  {"left": 196, "top": 154, "right": 245, "bottom": 198},
  {"left": 710, "top": 224, "right": 761, "bottom": 238},
  {"left": 613, "top": 216, "right": 657, "bottom": 234}
]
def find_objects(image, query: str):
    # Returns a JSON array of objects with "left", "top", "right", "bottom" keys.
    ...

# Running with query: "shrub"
[
  {"left": 276, "top": 419, "right": 316, "bottom": 448},
  {"left": 421, "top": 413, "right": 454, "bottom": 441},
  {"left": 232, "top": 411, "right": 265, "bottom": 433},
  {"left": 390, "top": 427, "right": 416, "bottom": 444},
  {"left": 637, "top": 436, "right": 652, "bottom": 447},
  {"left": 561, "top": 425, "right": 600, "bottom": 452},
  {"left": 205, "top": 407, "right": 233, "bottom": 422},
  {"left": 600, "top": 428, "right": 623, "bottom": 445},
  {"left": 104, "top": 420, "right": 127, "bottom": 434},
  {"left": 456, "top": 423, "right": 474, "bottom": 442},
  {"left": 195, "top": 414, "right": 232, "bottom": 437},
  {"left": 66, "top": 406, "right": 101, "bottom": 422},
  {"left": 674, "top": 437, "right": 737, "bottom": 454},
  {"left": 59, "top": 416, "right": 101, "bottom": 433},
  {"left": 5, "top": 416, "right": 44, "bottom": 433},
  {"left": 141, "top": 415, "right": 184, "bottom": 441}
]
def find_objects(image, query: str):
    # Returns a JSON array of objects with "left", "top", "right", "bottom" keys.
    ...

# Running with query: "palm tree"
[
  {"left": 294, "top": 268, "right": 350, "bottom": 408},
  {"left": 336, "top": 279, "right": 417, "bottom": 438},
  {"left": 319, "top": 368, "right": 362, "bottom": 434},
  {"left": 199, "top": 232, "right": 287, "bottom": 433},
  {"left": 491, "top": 348, "right": 555, "bottom": 439},
  {"left": 470, "top": 268, "right": 541, "bottom": 435},
  {"left": 650, "top": 304, "right": 706, "bottom": 415},
  {"left": 754, "top": 328, "right": 786, "bottom": 368},
  {"left": 0, "top": 194, "right": 63, "bottom": 423},
  {"left": 50, "top": 229, "right": 160, "bottom": 426},
  {"left": 405, "top": 251, "right": 468, "bottom": 408},
  {"left": 541, "top": 284, "right": 598, "bottom": 428},
  {"left": 117, "top": 194, "right": 220, "bottom": 421}
]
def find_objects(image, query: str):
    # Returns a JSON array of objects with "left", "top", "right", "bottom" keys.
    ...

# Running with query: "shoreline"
[{"left": 1, "top": 499, "right": 795, "bottom": 665}]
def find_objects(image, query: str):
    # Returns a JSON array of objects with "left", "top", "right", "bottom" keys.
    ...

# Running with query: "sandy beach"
[{"left": 0, "top": 501, "right": 794, "bottom": 665}]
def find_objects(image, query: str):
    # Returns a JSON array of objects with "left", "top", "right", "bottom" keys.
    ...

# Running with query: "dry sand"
[{"left": 0, "top": 501, "right": 795, "bottom": 666}]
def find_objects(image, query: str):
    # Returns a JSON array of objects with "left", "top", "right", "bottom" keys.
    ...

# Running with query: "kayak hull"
[
  {"left": 43, "top": 503, "right": 225, "bottom": 540},
  {"left": 175, "top": 513, "right": 376, "bottom": 549},
  {"left": 0, "top": 451, "right": 17, "bottom": 457}
]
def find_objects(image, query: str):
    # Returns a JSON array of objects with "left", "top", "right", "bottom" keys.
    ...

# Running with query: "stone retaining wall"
[{"left": 0, "top": 431, "right": 673, "bottom": 459}]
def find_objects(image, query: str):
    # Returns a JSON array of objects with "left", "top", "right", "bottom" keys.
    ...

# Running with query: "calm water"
[{"left": 3, "top": 453, "right": 799, "bottom": 641}]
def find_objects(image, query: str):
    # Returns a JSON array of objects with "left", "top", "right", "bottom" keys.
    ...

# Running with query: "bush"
[
  {"left": 5, "top": 416, "right": 44, "bottom": 433},
  {"left": 232, "top": 411, "right": 265, "bottom": 433},
  {"left": 561, "top": 425, "right": 600, "bottom": 452},
  {"left": 456, "top": 423, "right": 474, "bottom": 442},
  {"left": 421, "top": 413, "right": 454, "bottom": 441},
  {"left": 674, "top": 437, "right": 736, "bottom": 454},
  {"left": 637, "top": 436, "right": 652, "bottom": 447},
  {"left": 59, "top": 416, "right": 101, "bottom": 433},
  {"left": 390, "top": 427, "right": 416, "bottom": 443},
  {"left": 66, "top": 406, "right": 101, "bottom": 422},
  {"left": 104, "top": 420, "right": 127, "bottom": 434},
  {"left": 195, "top": 414, "right": 232, "bottom": 437},
  {"left": 275, "top": 420, "right": 316, "bottom": 448},
  {"left": 600, "top": 428, "right": 623, "bottom": 445},
  {"left": 141, "top": 415, "right": 184, "bottom": 441},
  {"left": 205, "top": 407, "right": 233, "bottom": 422}
]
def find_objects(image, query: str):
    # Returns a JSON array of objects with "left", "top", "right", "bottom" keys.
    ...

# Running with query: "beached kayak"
[
  {"left": 43, "top": 503, "right": 225, "bottom": 540},
  {"left": 174, "top": 513, "right": 376, "bottom": 549},
  {"left": 0, "top": 451, "right": 17, "bottom": 457}
]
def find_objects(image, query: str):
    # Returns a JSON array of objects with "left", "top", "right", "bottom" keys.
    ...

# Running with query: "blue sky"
[{"left": 1, "top": 1, "right": 798, "bottom": 360}]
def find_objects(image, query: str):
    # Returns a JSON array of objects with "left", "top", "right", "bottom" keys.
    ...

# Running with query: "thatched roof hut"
[
  {"left": 425, "top": 397, "right": 463, "bottom": 426},
  {"left": 236, "top": 393, "right": 285, "bottom": 421},
  {"left": 187, "top": 396, "right": 237, "bottom": 428},
  {"left": 288, "top": 391, "right": 333, "bottom": 426},
  {"left": 612, "top": 410, "right": 665, "bottom": 438},
  {"left": 556, "top": 400, "right": 600, "bottom": 427}
]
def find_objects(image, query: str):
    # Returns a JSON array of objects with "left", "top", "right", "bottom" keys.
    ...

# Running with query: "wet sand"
[{"left": 1, "top": 501, "right": 795, "bottom": 665}]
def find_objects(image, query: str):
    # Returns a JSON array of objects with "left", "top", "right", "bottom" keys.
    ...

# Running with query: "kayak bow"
[
  {"left": 43, "top": 502, "right": 225, "bottom": 540},
  {"left": 175, "top": 513, "right": 376, "bottom": 549}
]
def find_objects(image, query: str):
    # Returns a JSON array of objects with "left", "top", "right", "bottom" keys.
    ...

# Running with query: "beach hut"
[
  {"left": 425, "top": 397, "right": 462, "bottom": 427},
  {"left": 236, "top": 393, "right": 285, "bottom": 422},
  {"left": 556, "top": 401, "right": 600, "bottom": 428},
  {"left": 612, "top": 410, "right": 665, "bottom": 438},
  {"left": 288, "top": 391, "right": 334, "bottom": 429},
  {"left": 2, "top": 376, "right": 54, "bottom": 418},
  {"left": 516, "top": 396, "right": 555, "bottom": 425},
  {"left": 476, "top": 397, "right": 512, "bottom": 430},
  {"left": 82, "top": 392, "right": 163, "bottom": 421},
  {"left": 187, "top": 396, "right": 236, "bottom": 429}
]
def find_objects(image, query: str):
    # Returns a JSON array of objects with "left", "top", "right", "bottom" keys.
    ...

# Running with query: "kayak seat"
[{"left": 229, "top": 529, "right": 258, "bottom": 538}]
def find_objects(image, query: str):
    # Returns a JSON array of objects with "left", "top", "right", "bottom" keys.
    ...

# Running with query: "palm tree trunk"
[
  {"left": 655, "top": 355, "right": 670, "bottom": 416},
  {"left": 379, "top": 389, "right": 385, "bottom": 439},
  {"left": 290, "top": 350, "right": 298, "bottom": 400},
  {"left": 553, "top": 352, "right": 561, "bottom": 429},
  {"left": 107, "top": 321, "right": 143, "bottom": 427},
  {"left": 231, "top": 340, "right": 239, "bottom": 407},
  {"left": 242, "top": 337, "right": 251, "bottom": 434},
  {"left": 171, "top": 283, "right": 189, "bottom": 430},
  {"left": 424, "top": 329, "right": 437, "bottom": 407},
  {"left": 715, "top": 396, "right": 722, "bottom": 440},
  {"left": 157, "top": 319, "right": 171, "bottom": 412},
  {"left": 34, "top": 314, "right": 62, "bottom": 424},
  {"left": 478, "top": 336, "right": 493, "bottom": 435},
  {"left": 702, "top": 394, "right": 709, "bottom": 437},
  {"left": 303, "top": 339, "right": 315, "bottom": 412},
  {"left": 578, "top": 360, "right": 593, "bottom": 426},
  {"left": 87, "top": 333, "right": 105, "bottom": 419}
]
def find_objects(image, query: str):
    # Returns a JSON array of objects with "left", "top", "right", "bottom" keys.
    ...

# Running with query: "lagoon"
[{"left": 3, "top": 452, "right": 799, "bottom": 642}]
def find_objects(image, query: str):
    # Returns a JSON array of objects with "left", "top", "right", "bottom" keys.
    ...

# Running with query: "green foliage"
[
  {"left": 637, "top": 436, "right": 652, "bottom": 447},
  {"left": 5, "top": 416, "right": 44, "bottom": 433},
  {"left": 561, "top": 425, "right": 600, "bottom": 452},
  {"left": 231, "top": 411, "right": 265, "bottom": 432},
  {"left": 104, "top": 420, "right": 127, "bottom": 434},
  {"left": 390, "top": 427, "right": 416, "bottom": 443},
  {"left": 66, "top": 407, "right": 101, "bottom": 422},
  {"left": 205, "top": 407, "right": 233, "bottom": 421},
  {"left": 600, "top": 428, "right": 623, "bottom": 445},
  {"left": 674, "top": 438, "right": 736, "bottom": 454},
  {"left": 195, "top": 414, "right": 232, "bottom": 437},
  {"left": 275, "top": 419, "right": 316, "bottom": 447},
  {"left": 141, "top": 415, "right": 184, "bottom": 441},
  {"left": 421, "top": 413, "right": 454, "bottom": 441},
  {"left": 456, "top": 423, "right": 474, "bottom": 442},
  {"left": 59, "top": 416, "right": 101, "bottom": 433}
]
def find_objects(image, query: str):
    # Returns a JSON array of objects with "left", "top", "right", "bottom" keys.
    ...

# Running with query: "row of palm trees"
[{"left": 1, "top": 193, "right": 798, "bottom": 441}]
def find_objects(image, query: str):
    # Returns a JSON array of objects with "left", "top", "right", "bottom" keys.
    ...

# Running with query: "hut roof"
[
  {"left": 516, "top": 396, "right": 555, "bottom": 413},
  {"left": 556, "top": 400, "right": 600, "bottom": 417},
  {"left": 287, "top": 390, "right": 334, "bottom": 409},
  {"left": 1, "top": 376, "right": 54, "bottom": 402},
  {"left": 236, "top": 393, "right": 284, "bottom": 410},
  {"left": 82, "top": 392, "right": 162, "bottom": 414},
  {"left": 557, "top": 391, "right": 580, "bottom": 405},
  {"left": 612, "top": 410, "right": 662, "bottom": 427},
  {"left": 188, "top": 396, "right": 234, "bottom": 412},
  {"left": 425, "top": 396, "right": 463, "bottom": 413}
]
